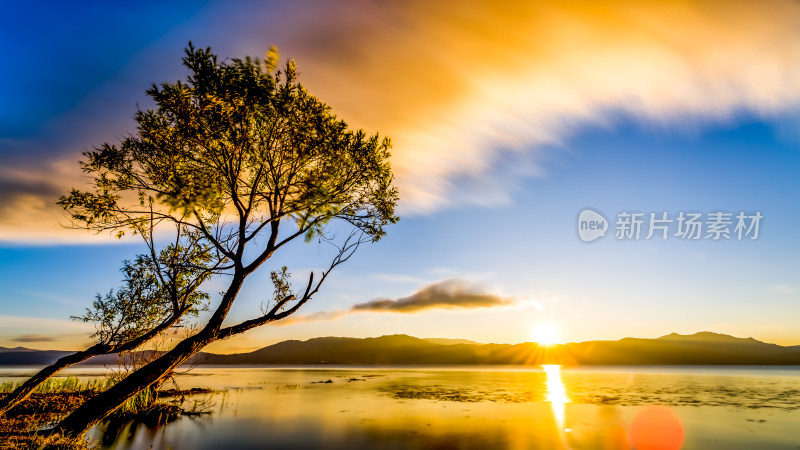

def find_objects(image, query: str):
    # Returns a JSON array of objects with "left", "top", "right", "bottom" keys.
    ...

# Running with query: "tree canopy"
[
  {"left": 59, "top": 44, "right": 397, "bottom": 253},
  {"left": 53, "top": 43, "right": 398, "bottom": 436}
]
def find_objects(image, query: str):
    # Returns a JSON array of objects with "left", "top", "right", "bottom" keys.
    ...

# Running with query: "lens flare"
[{"left": 631, "top": 406, "right": 684, "bottom": 450}]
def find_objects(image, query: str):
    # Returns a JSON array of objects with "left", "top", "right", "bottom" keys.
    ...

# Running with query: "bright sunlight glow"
[{"left": 532, "top": 322, "right": 560, "bottom": 346}]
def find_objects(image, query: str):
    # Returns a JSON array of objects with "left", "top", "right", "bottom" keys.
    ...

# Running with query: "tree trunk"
[
  {"left": 54, "top": 273, "right": 245, "bottom": 437},
  {"left": 53, "top": 332, "right": 210, "bottom": 436},
  {"left": 0, "top": 344, "right": 109, "bottom": 416},
  {"left": 0, "top": 313, "right": 181, "bottom": 417}
]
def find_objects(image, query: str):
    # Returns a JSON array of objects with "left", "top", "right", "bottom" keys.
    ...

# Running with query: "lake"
[{"left": 3, "top": 365, "right": 800, "bottom": 449}]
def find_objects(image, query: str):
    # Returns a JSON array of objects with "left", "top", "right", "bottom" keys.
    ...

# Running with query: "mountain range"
[{"left": 2, "top": 332, "right": 800, "bottom": 366}]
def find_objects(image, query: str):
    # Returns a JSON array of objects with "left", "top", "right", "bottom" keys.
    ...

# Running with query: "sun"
[{"left": 532, "top": 322, "right": 560, "bottom": 346}]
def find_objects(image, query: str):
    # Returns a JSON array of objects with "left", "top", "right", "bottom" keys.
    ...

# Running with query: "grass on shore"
[
  {"left": 0, "top": 377, "right": 112, "bottom": 395},
  {"left": 0, "top": 390, "right": 95, "bottom": 450},
  {"left": 1, "top": 377, "right": 215, "bottom": 449}
]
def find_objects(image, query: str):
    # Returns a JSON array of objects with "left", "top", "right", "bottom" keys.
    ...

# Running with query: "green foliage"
[
  {"left": 264, "top": 266, "right": 292, "bottom": 314},
  {"left": 72, "top": 241, "right": 214, "bottom": 346},
  {"left": 58, "top": 43, "right": 398, "bottom": 248}
]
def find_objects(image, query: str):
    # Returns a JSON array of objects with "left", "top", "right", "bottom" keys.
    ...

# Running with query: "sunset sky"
[{"left": 2, "top": 0, "right": 800, "bottom": 353}]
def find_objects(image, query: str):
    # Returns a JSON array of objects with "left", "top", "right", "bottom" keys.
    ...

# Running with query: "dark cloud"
[
  {"left": 0, "top": 177, "right": 63, "bottom": 200},
  {"left": 12, "top": 334, "right": 56, "bottom": 343},
  {"left": 352, "top": 279, "right": 512, "bottom": 313}
]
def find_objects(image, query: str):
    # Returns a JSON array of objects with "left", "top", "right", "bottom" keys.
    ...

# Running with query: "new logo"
[{"left": 578, "top": 209, "right": 608, "bottom": 242}]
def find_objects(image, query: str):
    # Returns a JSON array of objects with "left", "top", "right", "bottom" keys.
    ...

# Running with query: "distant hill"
[
  {"left": 560, "top": 332, "right": 797, "bottom": 365},
  {"left": 0, "top": 346, "right": 41, "bottom": 353},
  {"left": 2, "top": 332, "right": 799, "bottom": 366},
  {"left": 423, "top": 338, "right": 481, "bottom": 346},
  {"left": 658, "top": 331, "right": 767, "bottom": 345},
  {"left": 0, "top": 349, "right": 73, "bottom": 365}
]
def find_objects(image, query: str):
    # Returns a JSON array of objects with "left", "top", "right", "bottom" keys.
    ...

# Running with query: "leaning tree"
[
  {"left": 54, "top": 43, "right": 397, "bottom": 436},
  {"left": 0, "top": 234, "right": 219, "bottom": 417}
]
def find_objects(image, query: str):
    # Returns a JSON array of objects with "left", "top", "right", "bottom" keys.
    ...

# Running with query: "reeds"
[
  {"left": 113, "top": 386, "right": 157, "bottom": 416},
  {"left": 0, "top": 377, "right": 111, "bottom": 394}
]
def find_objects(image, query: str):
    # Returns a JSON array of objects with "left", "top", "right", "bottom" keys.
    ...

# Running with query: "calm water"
[{"left": 3, "top": 365, "right": 800, "bottom": 449}]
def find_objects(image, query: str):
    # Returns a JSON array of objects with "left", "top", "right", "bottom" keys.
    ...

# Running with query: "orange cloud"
[{"left": 281, "top": 0, "right": 800, "bottom": 213}]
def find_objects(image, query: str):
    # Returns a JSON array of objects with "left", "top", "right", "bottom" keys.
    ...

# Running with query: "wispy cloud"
[
  {"left": 11, "top": 334, "right": 56, "bottom": 343},
  {"left": 368, "top": 273, "right": 427, "bottom": 285},
  {"left": 0, "top": 315, "right": 93, "bottom": 350},
  {"left": 771, "top": 284, "right": 798, "bottom": 294},
  {"left": 273, "top": 309, "right": 348, "bottom": 326}
]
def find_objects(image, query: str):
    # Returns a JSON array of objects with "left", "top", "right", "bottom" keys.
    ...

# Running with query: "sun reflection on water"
[{"left": 542, "top": 364, "right": 570, "bottom": 434}]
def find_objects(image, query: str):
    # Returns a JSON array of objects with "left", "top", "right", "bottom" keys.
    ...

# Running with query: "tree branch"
[{"left": 219, "top": 231, "right": 363, "bottom": 339}]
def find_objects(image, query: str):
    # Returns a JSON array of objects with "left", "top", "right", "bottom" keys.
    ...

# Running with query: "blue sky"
[{"left": 1, "top": 1, "right": 799, "bottom": 352}]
